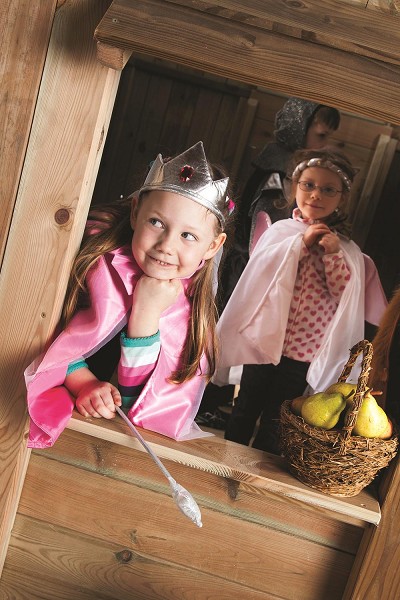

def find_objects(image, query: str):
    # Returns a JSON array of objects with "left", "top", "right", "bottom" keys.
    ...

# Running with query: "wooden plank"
[
  {"left": 349, "top": 0, "right": 399, "bottom": 14},
  {"left": 96, "top": 41, "right": 132, "bottom": 70},
  {"left": 0, "top": 0, "right": 57, "bottom": 263},
  {"left": 94, "top": 0, "right": 400, "bottom": 124},
  {"left": 0, "top": 0, "right": 57, "bottom": 573},
  {"left": 186, "top": 88, "right": 226, "bottom": 147},
  {"left": 34, "top": 429, "right": 364, "bottom": 554},
  {"left": 351, "top": 135, "right": 398, "bottom": 247},
  {"left": 229, "top": 98, "right": 258, "bottom": 181},
  {"left": 158, "top": 78, "right": 200, "bottom": 153},
  {"left": 93, "top": 65, "right": 152, "bottom": 204},
  {"left": 162, "top": 0, "right": 400, "bottom": 65},
  {"left": 4, "top": 515, "right": 271, "bottom": 600},
  {"left": 9, "top": 448, "right": 356, "bottom": 599},
  {"left": 0, "top": 0, "right": 121, "bottom": 575},
  {"left": 343, "top": 455, "right": 400, "bottom": 599},
  {"left": 67, "top": 413, "right": 381, "bottom": 527}
]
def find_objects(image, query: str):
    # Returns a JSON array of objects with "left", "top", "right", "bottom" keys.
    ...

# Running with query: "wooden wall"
[
  {"left": 92, "top": 55, "right": 399, "bottom": 294},
  {"left": 92, "top": 59, "right": 254, "bottom": 204},
  {"left": 93, "top": 56, "right": 398, "bottom": 210},
  {"left": 0, "top": 0, "right": 119, "bottom": 575},
  {"left": 0, "top": 416, "right": 381, "bottom": 600},
  {"left": 1, "top": 1, "right": 400, "bottom": 598}
]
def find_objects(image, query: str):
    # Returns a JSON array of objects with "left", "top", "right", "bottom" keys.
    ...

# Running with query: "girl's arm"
[
  {"left": 127, "top": 274, "right": 183, "bottom": 337},
  {"left": 64, "top": 366, "right": 122, "bottom": 419},
  {"left": 118, "top": 331, "right": 161, "bottom": 408}
]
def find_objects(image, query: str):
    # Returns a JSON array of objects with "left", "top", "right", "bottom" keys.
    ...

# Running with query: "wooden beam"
[
  {"left": 67, "top": 413, "right": 382, "bottom": 528},
  {"left": 0, "top": 0, "right": 120, "bottom": 575},
  {"left": 351, "top": 134, "right": 398, "bottom": 248},
  {"left": 94, "top": 0, "right": 400, "bottom": 124},
  {"left": 163, "top": 0, "right": 400, "bottom": 66},
  {"left": 0, "top": 0, "right": 58, "bottom": 572},
  {"left": 343, "top": 455, "right": 400, "bottom": 599},
  {"left": 96, "top": 41, "right": 132, "bottom": 69},
  {"left": 0, "top": 0, "right": 57, "bottom": 265}
]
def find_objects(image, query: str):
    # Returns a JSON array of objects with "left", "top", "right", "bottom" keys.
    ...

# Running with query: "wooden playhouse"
[{"left": 1, "top": 1, "right": 400, "bottom": 598}]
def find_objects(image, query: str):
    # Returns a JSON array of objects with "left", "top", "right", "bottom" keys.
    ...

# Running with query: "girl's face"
[
  {"left": 295, "top": 166, "right": 345, "bottom": 221},
  {"left": 131, "top": 190, "right": 226, "bottom": 280}
]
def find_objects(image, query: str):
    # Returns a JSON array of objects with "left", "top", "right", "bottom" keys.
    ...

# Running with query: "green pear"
[
  {"left": 301, "top": 392, "right": 346, "bottom": 430},
  {"left": 352, "top": 394, "right": 390, "bottom": 438},
  {"left": 325, "top": 382, "right": 357, "bottom": 404}
]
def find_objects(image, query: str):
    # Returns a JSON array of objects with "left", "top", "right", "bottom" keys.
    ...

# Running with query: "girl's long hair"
[
  {"left": 61, "top": 165, "right": 234, "bottom": 385},
  {"left": 60, "top": 199, "right": 133, "bottom": 328}
]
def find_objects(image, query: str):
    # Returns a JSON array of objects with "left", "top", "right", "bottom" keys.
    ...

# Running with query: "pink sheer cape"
[{"left": 25, "top": 246, "right": 210, "bottom": 448}]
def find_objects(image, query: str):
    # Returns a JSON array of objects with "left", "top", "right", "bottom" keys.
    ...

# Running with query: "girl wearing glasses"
[{"left": 215, "top": 147, "right": 387, "bottom": 455}]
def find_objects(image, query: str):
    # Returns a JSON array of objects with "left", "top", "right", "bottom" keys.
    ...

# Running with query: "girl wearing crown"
[
  {"left": 215, "top": 147, "right": 387, "bottom": 455},
  {"left": 26, "top": 142, "right": 233, "bottom": 448}
]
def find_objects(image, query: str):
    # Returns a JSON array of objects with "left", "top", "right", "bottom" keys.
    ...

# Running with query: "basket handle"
[{"left": 337, "top": 339, "right": 373, "bottom": 453}]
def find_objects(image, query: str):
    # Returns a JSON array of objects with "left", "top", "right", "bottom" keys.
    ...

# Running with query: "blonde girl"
[{"left": 25, "top": 142, "right": 233, "bottom": 448}]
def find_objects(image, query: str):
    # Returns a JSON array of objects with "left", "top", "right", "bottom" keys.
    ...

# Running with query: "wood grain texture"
[
  {"left": 34, "top": 429, "right": 364, "bottom": 554},
  {"left": 4, "top": 516, "right": 272, "bottom": 600},
  {"left": 94, "top": 0, "right": 400, "bottom": 123},
  {"left": 162, "top": 0, "right": 400, "bottom": 65},
  {"left": 3, "top": 434, "right": 357, "bottom": 599},
  {"left": 0, "top": 0, "right": 120, "bottom": 575},
  {"left": 0, "top": 0, "right": 57, "bottom": 262},
  {"left": 343, "top": 454, "right": 400, "bottom": 599},
  {"left": 0, "top": 0, "right": 57, "bottom": 573},
  {"left": 67, "top": 413, "right": 381, "bottom": 527}
]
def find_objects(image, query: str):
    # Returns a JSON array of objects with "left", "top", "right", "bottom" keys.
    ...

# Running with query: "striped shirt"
[{"left": 66, "top": 330, "right": 161, "bottom": 409}]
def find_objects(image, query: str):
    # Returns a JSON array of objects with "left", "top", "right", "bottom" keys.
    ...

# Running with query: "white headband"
[{"left": 292, "top": 157, "right": 352, "bottom": 191}]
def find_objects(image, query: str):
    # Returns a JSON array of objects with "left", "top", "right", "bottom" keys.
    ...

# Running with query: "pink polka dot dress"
[{"left": 283, "top": 211, "right": 350, "bottom": 362}]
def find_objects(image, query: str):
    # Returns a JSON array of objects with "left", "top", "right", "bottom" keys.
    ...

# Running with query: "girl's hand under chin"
[{"left": 128, "top": 275, "right": 183, "bottom": 338}]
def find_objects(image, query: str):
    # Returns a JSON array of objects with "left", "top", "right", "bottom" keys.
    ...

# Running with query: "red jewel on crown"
[{"left": 180, "top": 165, "right": 194, "bottom": 182}]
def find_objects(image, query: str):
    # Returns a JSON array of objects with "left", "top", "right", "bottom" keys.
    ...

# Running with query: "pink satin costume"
[{"left": 25, "top": 245, "right": 210, "bottom": 448}]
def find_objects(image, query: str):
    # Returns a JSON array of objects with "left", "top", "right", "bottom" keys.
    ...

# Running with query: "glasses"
[{"left": 298, "top": 181, "right": 342, "bottom": 198}]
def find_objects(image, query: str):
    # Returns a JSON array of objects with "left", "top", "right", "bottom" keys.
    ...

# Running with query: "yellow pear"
[
  {"left": 325, "top": 382, "right": 357, "bottom": 404},
  {"left": 291, "top": 396, "right": 306, "bottom": 416},
  {"left": 379, "top": 418, "right": 393, "bottom": 440},
  {"left": 301, "top": 392, "right": 347, "bottom": 430},
  {"left": 352, "top": 394, "right": 391, "bottom": 438}
]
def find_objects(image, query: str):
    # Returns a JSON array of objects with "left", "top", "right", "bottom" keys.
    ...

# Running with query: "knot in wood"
[
  {"left": 115, "top": 549, "right": 133, "bottom": 563},
  {"left": 55, "top": 208, "right": 71, "bottom": 225},
  {"left": 285, "top": 0, "right": 305, "bottom": 8}
]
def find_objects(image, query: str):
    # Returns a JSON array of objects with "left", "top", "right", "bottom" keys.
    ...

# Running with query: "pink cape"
[{"left": 25, "top": 246, "right": 210, "bottom": 448}]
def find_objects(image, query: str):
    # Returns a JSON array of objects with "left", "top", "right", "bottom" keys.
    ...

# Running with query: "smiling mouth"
[{"left": 150, "top": 256, "right": 175, "bottom": 267}]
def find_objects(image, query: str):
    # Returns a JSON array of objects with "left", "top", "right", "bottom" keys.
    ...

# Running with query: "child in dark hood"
[{"left": 223, "top": 97, "right": 341, "bottom": 305}]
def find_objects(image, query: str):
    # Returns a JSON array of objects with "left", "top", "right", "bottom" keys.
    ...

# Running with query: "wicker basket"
[{"left": 280, "top": 340, "right": 399, "bottom": 497}]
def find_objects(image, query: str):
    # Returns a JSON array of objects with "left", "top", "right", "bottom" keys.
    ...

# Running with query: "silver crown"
[{"left": 139, "top": 141, "right": 229, "bottom": 226}]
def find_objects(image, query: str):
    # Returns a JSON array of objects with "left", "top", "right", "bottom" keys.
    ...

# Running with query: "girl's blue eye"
[
  {"left": 181, "top": 232, "right": 196, "bottom": 241},
  {"left": 149, "top": 218, "right": 163, "bottom": 228}
]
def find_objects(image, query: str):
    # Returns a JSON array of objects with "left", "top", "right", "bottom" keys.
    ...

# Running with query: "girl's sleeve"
[
  {"left": 118, "top": 330, "right": 161, "bottom": 408},
  {"left": 323, "top": 250, "right": 351, "bottom": 303},
  {"left": 66, "top": 358, "right": 89, "bottom": 375}
]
